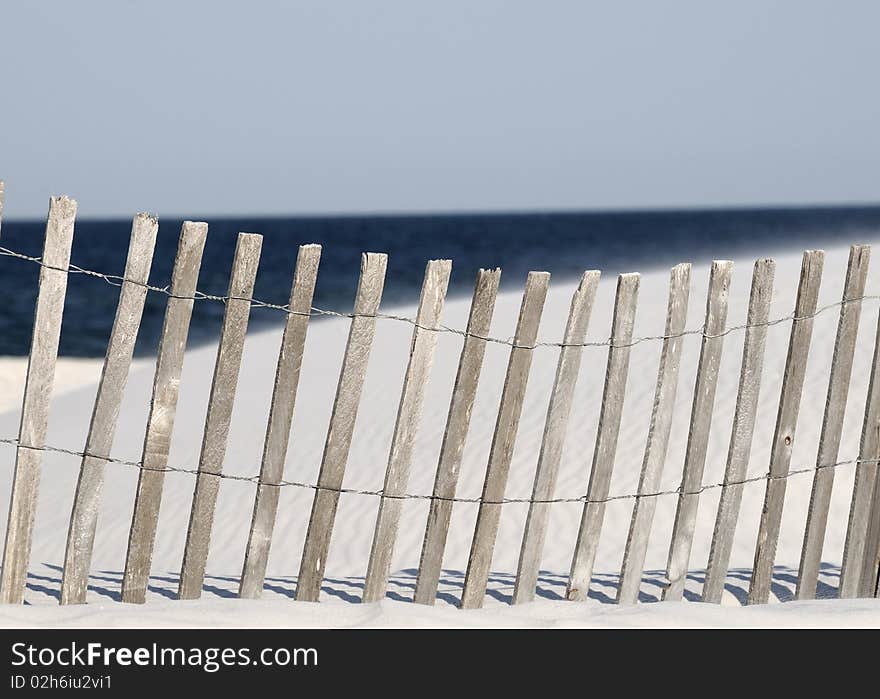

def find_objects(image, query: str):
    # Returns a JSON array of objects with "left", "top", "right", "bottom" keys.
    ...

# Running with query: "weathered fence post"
[
  {"left": 862, "top": 474, "right": 880, "bottom": 596},
  {"left": 460, "top": 271, "right": 551, "bottom": 609},
  {"left": 749, "top": 250, "right": 824, "bottom": 605},
  {"left": 840, "top": 301, "right": 880, "bottom": 598},
  {"left": 701, "top": 259, "right": 775, "bottom": 603},
  {"left": 413, "top": 268, "right": 501, "bottom": 605},
  {"left": 296, "top": 253, "right": 388, "bottom": 602},
  {"left": 121, "top": 221, "right": 208, "bottom": 604},
  {"left": 617, "top": 263, "right": 691, "bottom": 605},
  {"left": 239, "top": 244, "right": 321, "bottom": 599},
  {"left": 0, "top": 196, "right": 77, "bottom": 605},
  {"left": 178, "top": 233, "right": 263, "bottom": 600},
  {"left": 797, "top": 245, "right": 869, "bottom": 600},
  {"left": 60, "top": 213, "right": 159, "bottom": 605},
  {"left": 362, "top": 260, "right": 452, "bottom": 603},
  {"left": 566, "top": 273, "right": 640, "bottom": 602},
  {"left": 512, "top": 270, "right": 600, "bottom": 604},
  {"left": 663, "top": 260, "right": 732, "bottom": 602}
]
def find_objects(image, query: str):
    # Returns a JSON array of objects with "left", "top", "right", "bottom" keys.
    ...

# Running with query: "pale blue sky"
[{"left": 1, "top": 1, "right": 878, "bottom": 219}]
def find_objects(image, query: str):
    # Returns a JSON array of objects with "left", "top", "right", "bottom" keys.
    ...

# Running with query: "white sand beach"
[{"left": 1, "top": 239, "right": 879, "bottom": 627}]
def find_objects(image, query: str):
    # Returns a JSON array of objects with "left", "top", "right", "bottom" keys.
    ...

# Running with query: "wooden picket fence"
[{"left": 0, "top": 188, "right": 879, "bottom": 608}]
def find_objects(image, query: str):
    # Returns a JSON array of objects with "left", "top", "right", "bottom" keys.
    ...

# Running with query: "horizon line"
[{"left": 3, "top": 197, "right": 880, "bottom": 225}]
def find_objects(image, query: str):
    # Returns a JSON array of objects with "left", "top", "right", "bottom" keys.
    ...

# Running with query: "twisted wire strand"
[
  {"left": 0, "top": 437, "right": 869, "bottom": 506},
  {"left": 2, "top": 244, "right": 878, "bottom": 351},
  {"left": 0, "top": 243, "right": 874, "bottom": 501}
]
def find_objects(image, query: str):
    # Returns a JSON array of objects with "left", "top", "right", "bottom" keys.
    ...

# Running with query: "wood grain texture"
[
  {"left": 512, "top": 270, "right": 600, "bottom": 604},
  {"left": 0, "top": 196, "right": 77, "bottom": 604},
  {"left": 566, "top": 273, "right": 640, "bottom": 602},
  {"left": 459, "top": 271, "right": 551, "bottom": 609},
  {"left": 121, "top": 221, "right": 208, "bottom": 604},
  {"left": 239, "top": 244, "right": 321, "bottom": 599},
  {"left": 662, "top": 261, "right": 732, "bottom": 602},
  {"left": 413, "top": 269, "right": 501, "bottom": 605},
  {"left": 861, "top": 472, "right": 880, "bottom": 596},
  {"left": 178, "top": 233, "right": 263, "bottom": 600},
  {"left": 797, "top": 245, "right": 869, "bottom": 600},
  {"left": 362, "top": 260, "right": 452, "bottom": 603},
  {"left": 617, "top": 263, "right": 691, "bottom": 605},
  {"left": 858, "top": 352, "right": 880, "bottom": 597},
  {"left": 295, "top": 253, "right": 388, "bottom": 602},
  {"left": 60, "top": 213, "right": 159, "bottom": 605},
  {"left": 701, "top": 259, "right": 775, "bottom": 603},
  {"left": 839, "top": 304, "right": 880, "bottom": 598},
  {"left": 748, "top": 250, "right": 824, "bottom": 605}
]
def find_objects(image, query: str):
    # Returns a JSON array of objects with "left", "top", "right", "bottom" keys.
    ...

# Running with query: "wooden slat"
[
  {"left": 362, "top": 260, "right": 452, "bottom": 603},
  {"left": 854, "top": 323, "right": 880, "bottom": 597},
  {"left": 839, "top": 302, "right": 880, "bottom": 598},
  {"left": 0, "top": 196, "right": 77, "bottom": 604},
  {"left": 701, "top": 259, "right": 775, "bottom": 603},
  {"left": 861, "top": 474, "right": 880, "bottom": 596},
  {"left": 662, "top": 260, "right": 732, "bottom": 602},
  {"left": 566, "top": 273, "right": 640, "bottom": 602},
  {"left": 512, "top": 270, "right": 600, "bottom": 604},
  {"left": 617, "top": 263, "right": 691, "bottom": 604},
  {"left": 459, "top": 271, "right": 551, "bottom": 609},
  {"left": 295, "top": 252, "right": 388, "bottom": 602},
  {"left": 60, "top": 213, "right": 159, "bottom": 605},
  {"left": 178, "top": 233, "right": 263, "bottom": 599},
  {"left": 239, "top": 244, "right": 321, "bottom": 599},
  {"left": 797, "top": 245, "right": 870, "bottom": 600},
  {"left": 120, "top": 221, "right": 208, "bottom": 604},
  {"left": 413, "top": 268, "right": 501, "bottom": 605},
  {"left": 748, "top": 250, "right": 824, "bottom": 605}
]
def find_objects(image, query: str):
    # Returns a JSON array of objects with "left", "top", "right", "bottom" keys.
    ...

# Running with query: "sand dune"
[{"left": 1, "top": 240, "right": 879, "bottom": 626}]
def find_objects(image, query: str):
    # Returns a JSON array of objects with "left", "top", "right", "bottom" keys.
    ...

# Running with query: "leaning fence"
[{"left": 0, "top": 185, "right": 878, "bottom": 608}]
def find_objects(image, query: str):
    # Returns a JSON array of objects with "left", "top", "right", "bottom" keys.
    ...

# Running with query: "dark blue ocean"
[{"left": 1, "top": 206, "right": 879, "bottom": 357}]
